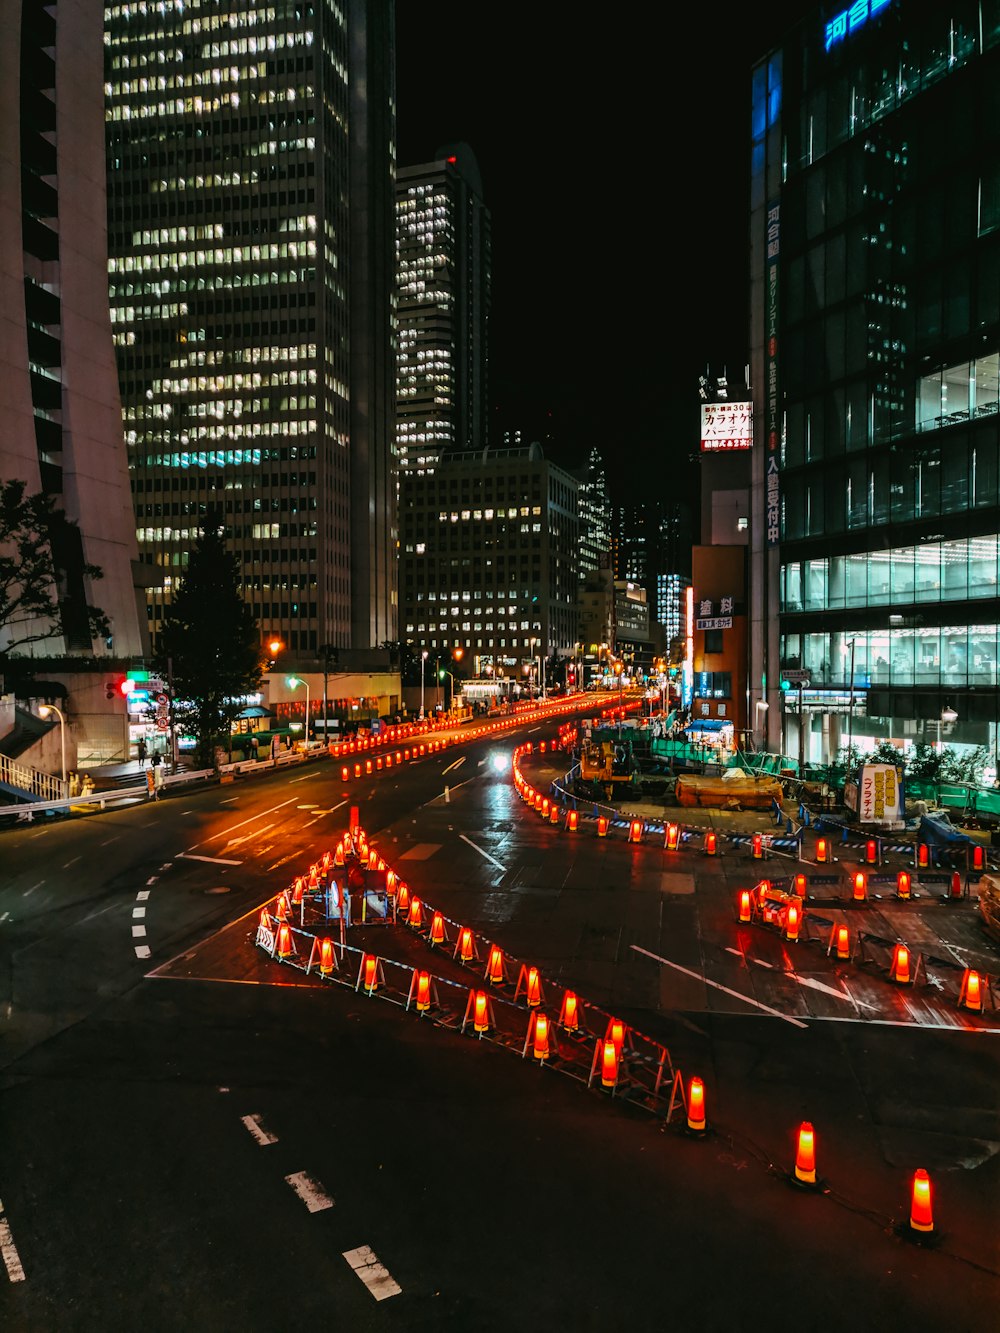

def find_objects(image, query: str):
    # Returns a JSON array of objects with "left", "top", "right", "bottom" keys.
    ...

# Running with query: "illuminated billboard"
[{"left": 700, "top": 401, "right": 752, "bottom": 452}]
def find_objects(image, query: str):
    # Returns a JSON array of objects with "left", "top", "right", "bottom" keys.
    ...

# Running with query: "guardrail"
[{"left": 0, "top": 753, "right": 68, "bottom": 803}]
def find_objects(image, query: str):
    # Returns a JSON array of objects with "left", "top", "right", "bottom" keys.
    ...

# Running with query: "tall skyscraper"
[
  {"left": 104, "top": 0, "right": 396, "bottom": 657},
  {"left": 1, "top": 0, "right": 146, "bottom": 660},
  {"left": 750, "top": 4, "right": 1000, "bottom": 770},
  {"left": 574, "top": 446, "right": 612, "bottom": 575},
  {"left": 395, "top": 143, "right": 491, "bottom": 472}
]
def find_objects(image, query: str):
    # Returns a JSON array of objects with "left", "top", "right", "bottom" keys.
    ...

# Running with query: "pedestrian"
[
  {"left": 250, "top": 733, "right": 259, "bottom": 760},
  {"left": 150, "top": 750, "right": 164, "bottom": 800},
  {"left": 137, "top": 737, "right": 147, "bottom": 762},
  {"left": 271, "top": 734, "right": 280, "bottom": 764},
  {"left": 68, "top": 771, "right": 80, "bottom": 797},
  {"left": 80, "top": 773, "right": 95, "bottom": 797}
]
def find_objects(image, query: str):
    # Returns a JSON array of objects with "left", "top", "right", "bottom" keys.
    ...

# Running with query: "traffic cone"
[
  {"left": 567, "top": 809, "right": 579, "bottom": 831},
  {"left": 456, "top": 926, "right": 475, "bottom": 963},
  {"left": 949, "top": 870, "right": 963, "bottom": 899},
  {"left": 816, "top": 836, "right": 828, "bottom": 863},
  {"left": 793, "top": 872, "right": 807, "bottom": 897},
  {"left": 793, "top": 1121, "right": 817, "bottom": 1186},
  {"left": 908, "top": 1168, "right": 934, "bottom": 1234},
  {"left": 896, "top": 869, "right": 911, "bottom": 899},
  {"left": 752, "top": 832, "right": 763, "bottom": 859},
  {"left": 665, "top": 822, "right": 680, "bottom": 851},
  {"left": 334, "top": 841, "right": 345, "bottom": 866},
  {"left": 276, "top": 922, "right": 293, "bottom": 959},
  {"left": 830, "top": 923, "right": 851, "bottom": 960},
  {"left": 531, "top": 1011, "right": 550, "bottom": 1061},
  {"left": 598, "top": 816, "right": 608, "bottom": 837},
  {"left": 559, "top": 989, "right": 579, "bottom": 1032},
  {"left": 738, "top": 889, "right": 752, "bottom": 922},
  {"left": 525, "top": 965, "right": 542, "bottom": 1007},
  {"left": 275, "top": 892, "right": 290, "bottom": 922},
  {"left": 606, "top": 1017, "right": 626, "bottom": 1058},
  {"left": 472, "top": 988, "right": 490, "bottom": 1034},
  {"left": 486, "top": 942, "right": 505, "bottom": 985},
  {"left": 319, "top": 937, "right": 335, "bottom": 975},
  {"left": 415, "top": 970, "right": 431, "bottom": 1012},
  {"left": 852, "top": 870, "right": 867, "bottom": 902},
  {"left": 972, "top": 843, "right": 985, "bottom": 871},
  {"left": 917, "top": 842, "right": 930, "bottom": 868},
  {"left": 600, "top": 1038, "right": 619, "bottom": 1089},
  {"left": 686, "top": 1075, "right": 707, "bottom": 1134},
  {"left": 959, "top": 968, "right": 983, "bottom": 1013},
  {"left": 865, "top": 838, "right": 877, "bottom": 865},
  {"left": 889, "top": 942, "right": 911, "bottom": 984},
  {"left": 629, "top": 818, "right": 643, "bottom": 843},
  {"left": 386, "top": 869, "right": 397, "bottom": 896},
  {"left": 407, "top": 896, "right": 424, "bottom": 930},
  {"left": 429, "top": 911, "right": 446, "bottom": 947},
  {"left": 704, "top": 830, "right": 717, "bottom": 856},
  {"left": 341, "top": 765, "right": 350, "bottom": 782},
  {"left": 258, "top": 908, "right": 273, "bottom": 936},
  {"left": 785, "top": 900, "right": 801, "bottom": 942},
  {"left": 362, "top": 954, "right": 379, "bottom": 992},
  {"left": 550, "top": 803, "right": 560, "bottom": 825},
  {"left": 541, "top": 797, "right": 550, "bottom": 818}
]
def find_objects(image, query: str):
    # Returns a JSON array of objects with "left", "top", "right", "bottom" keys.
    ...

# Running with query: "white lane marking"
[
  {"left": 198, "top": 796, "right": 298, "bottom": 845},
  {"left": 224, "top": 824, "right": 274, "bottom": 849},
  {"left": 266, "top": 854, "right": 299, "bottom": 872},
  {"left": 0, "top": 913, "right": 8, "bottom": 924},
  {"left": 132, "top": 925, "right": 147, "bottom": 938},
  {"left": 24, "top": 882, "right": 44, "bottom": 896},
  {"left": 159, "top": 863, "right": 172, "bottom": 871},
  {"left": 132, "top": 907, "right": 146, "bottom": 919},
  {"left": 296, "top": 804, "right": 318, "bottom": 810},
  {"left": 134, "top": 945, "right": 151, "bottom": 960},
  {"left": 99, "top": 837, "right": 120, "bottom": 846},
  {"left": 0, "top": 1200, "right": 26, "bottom": 1282},
  {"left": 631, "top": 945, "right": 809, "bottom": 1028},
  {"left": 442, "top": 756, "right": 466, "bottom": 775},
  {"left": 290, "top": 773, "right": 318, "bottom": 783},
  {"left": 459, "top": 834, "right": 507, "bottom": 872},
  {"left": 724, "top": 947, "right": 880, "bottom": 1010},
  {"left": 177, "top": 853, "right": 243, "bottom": 866},
  {"left": 285, "top": 1171, "right": 333, "bottom": 1212},
  {"left": 62, "top": 856, "right": 80, "bottom": 869},
  {"left": 241, "top": 1113, "right": 278, "bottom": 1146},
  {"left": 806, "top": 1012, "right": 989, "bottom": 1031},
  {"left": 220, "top": 797, "right": 239, "bottom": 804},
  {"left": 81, "top": 903, "right": 119, "bottom": 924},
  {"left": 137, "top": 890, "right": 151, "bottom": 902},
  {"left": 342, "top": 1245, "right": 401, "bottom": 1301},
  {"left": 145, "top": 877, "right": 157, "bottom": 886}
]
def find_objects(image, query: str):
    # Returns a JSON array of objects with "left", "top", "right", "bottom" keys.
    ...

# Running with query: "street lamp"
[
  {"left": 420, "top": 650, "right": 428, "bottom": 720},
  {"left": 37, "top": 703, "right": 66, "bottom": 784},
  {"left": 286, "top": 676, "right": 310, "bottom": 742}
]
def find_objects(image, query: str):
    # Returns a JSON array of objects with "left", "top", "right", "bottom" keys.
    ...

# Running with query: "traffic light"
[
  {"left": 105, "top": 680, "right": 118, "bottom": 700},
  {"left": 438, "top": 669, "right": 446, "bottom": 681}
]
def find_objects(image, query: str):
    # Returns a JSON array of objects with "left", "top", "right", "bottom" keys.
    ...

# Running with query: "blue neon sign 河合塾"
[{"left": 825, "top": 0, "right": 892, "bottom": 51}]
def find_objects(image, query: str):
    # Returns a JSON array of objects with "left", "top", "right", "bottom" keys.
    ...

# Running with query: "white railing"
[{"left": 0, "top": 754, "right": 68, "bottom": 803}]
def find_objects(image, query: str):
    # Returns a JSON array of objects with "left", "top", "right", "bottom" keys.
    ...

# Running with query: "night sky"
[{"left": 395, "top": 2, "right": 819, "bottom": 506}]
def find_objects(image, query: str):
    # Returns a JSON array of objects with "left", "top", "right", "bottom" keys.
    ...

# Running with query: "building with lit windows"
[
  {"left": 398, "top": 443, "right": 578, "bottom": 687},
  {"left": 750, "top": 3, "right": 1000, "bottom": 773},
  {"left": 573, "top": 445, "right": 612, "bottom": 576},
  {"left": 396, "top": 144, "right": 491, "bottom": 473},
  {"left": 104, "top": 0, "right": 397, "bottom": 656},
  {"left": 1, "top": 0, "right": 147, "bottom": 661},
  {"left": 611, "top": 500, "right": 691, "bottom": 644}
]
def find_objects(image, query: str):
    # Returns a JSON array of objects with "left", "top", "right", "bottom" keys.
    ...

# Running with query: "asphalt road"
[{"left": 1, "top": 708, "right": 998, "bottom": 1331}]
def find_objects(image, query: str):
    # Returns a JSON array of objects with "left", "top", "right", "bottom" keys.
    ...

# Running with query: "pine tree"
[{"left": 154, "top": 522, "right": 262, "bottom": 765}]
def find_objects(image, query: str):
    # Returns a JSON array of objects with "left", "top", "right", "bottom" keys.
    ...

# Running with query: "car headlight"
[{"left": 491, "top": 751, "right": 509, "bottom": 774}]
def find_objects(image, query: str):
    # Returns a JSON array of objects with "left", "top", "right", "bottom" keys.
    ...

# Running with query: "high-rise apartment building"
[
  {"left": 104, "top": 0, "right": 397, "bottom": 657},
  {"left": 395, "top": 144, "right": 491, "bottom": 472},
  {"left": 1, "top": 0, "right": 146, "bottom": 660},
  {"left": 750, "top": 3, "right": 1000, "bottom": 769},
  {"left": 398, "top": 443, "right": 578, "bottom": 679},
  {"left": 574, "top": 446, "right": 612, "bottom": 575},
  {"left": 611, "top": 500, "right": 692, "bottom": 633}
]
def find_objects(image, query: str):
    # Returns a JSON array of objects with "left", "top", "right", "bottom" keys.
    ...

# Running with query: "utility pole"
[
  {"left": 847, "top": 638, "right": 856, "bottom": 766},
  {"left": 167, "top": 655, "right": 178, "bottom": 771}
]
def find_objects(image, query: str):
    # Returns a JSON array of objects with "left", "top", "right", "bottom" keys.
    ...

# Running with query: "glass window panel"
[
  {"left": 785, "top": 400, "right": 806, "bottom": 467},
  {"left": 941, "top": 360, "right": 971, "bottom": 423},
  {"left": 825, "top": 464, "right": 844, "bottom": 534},
  {"left": 782, "top": 474, "right": 806, "bottom": 540},
  {"left": 846, "top": 378, "right": 868, "bottom": 452},
  {"left": 942, "top": 627, "right": 968, "bottom": 687},
  {"left": 783, "top": 562, "right": 803, "bottom": 613},
  {"left": 846, "top": 456, "right": 867, "bottom": 528},
  {"left": 969, "top": 626, "right": 998, "bottom": 684},
  {"left": 826, "top": 231, "right": 846, "bottom": 303},
  {"left": 870, "top": 630, "right": 891, "bottom": 683},
  {"left": 871, "top": 453, "right": 890, "bottom": 524},
  {"left": 827, "top": 554, "right": 846, "bottom": 608},
  {"left": 890, "top": 631, "right": 915, "bottom": 685},
  {"left": 917, "top": 369, "right": 943, "bottom": 430},
  {"left": 915, "top": 268, "right": 943, "bottom": 348},
  {"left": 806, "top": 242, "right": 825, "bottom": 315},
  {"left": 868, "top": 550, "right": 892, "bottom": 602},
  {"left": 824, "top": 383, "right": 845, "bottom": 456},
  {"left": 973, "top": 437, "right": 998, "bottom": 506},
  {"left": 890, "top": 547, "right": 915, "bottom": 601},
  {"left": 846, "top": 552, "right": 868, "bottom": 607},
  {"left": 804, "top": 633, "right": 830, "bottom": 681},
  {"left": 940, "top": 434, "right": 969, "bottom": 513},
  {"left": 914, "top": 544, "right": 941, "bottom": 602},
  {"left": 915, "top": 444, "right": 941, "bottom": 516},
  {"left": 803, "top": 559, "right": 827, "bottom": 611},
  {"left": 941, "top": 539, "right": 968, "bottom": 599},
  {"left": 969, "top": 534, "right": 999, "bottom": 598},
  {"left": 973, "top": 352, "right": 1000, "bottom": 416},
  {"left": 915, "top": 627, "right": 941, "bottom": 685}
]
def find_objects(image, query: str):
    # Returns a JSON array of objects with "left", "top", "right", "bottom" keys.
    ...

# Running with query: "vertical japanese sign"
[
  {"left": 858, "top": 763, "right": 902, "bottom": 824},
  {"left": 765, "top": 199, "right": 781, "bottom": 547}
]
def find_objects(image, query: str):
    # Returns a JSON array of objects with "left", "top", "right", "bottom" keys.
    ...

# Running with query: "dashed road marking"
[
  {"left": 0, "top": 1198, "right": 25, "bottom": 1282},
  {"left": 442, "top": 756, "right": 466, "bottom": 775},
  {"left": 136, "top": 890, "right": 151, "bottom": 902},
  {"left": 24, "top": 882, "right": 43, "bottom": 896},
  {"left": 459, "top": 834, "right": 506, "bottom": 872},
  {"left": 342, "top": 1245, "right": 401, "bottom": 1301},
  {"left": 132, "top": 925, "right": 147, "bottom": 938},
  {"left": 132, "top": 906, "right": 146, "bottom": 918},
  {"left": 285, "top": 1171, "right": 333, "bottom": 1212},
  {"left": 62, "top": 856, "right": 80, "bottom": 869},
  {"left": 241, "top": 1113, "right": 278, "bottom": 1146},
  {"left": 631, "top": 945, "right": 809, "bottom": 1028},
  {"left": 135, "top": 945, "right": 151, "bottom": 960},
  {"left": 177, "top": 853, "right": 243, "bottom": 866}
]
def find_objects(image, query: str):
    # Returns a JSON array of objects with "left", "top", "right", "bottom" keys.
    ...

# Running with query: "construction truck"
[{"left": 579, "top": 733, "right": 636, "bottom": 801}]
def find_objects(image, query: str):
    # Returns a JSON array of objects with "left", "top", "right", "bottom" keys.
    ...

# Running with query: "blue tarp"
[{"left": 918, "top": 812, "right": 974, "bottom": 846}]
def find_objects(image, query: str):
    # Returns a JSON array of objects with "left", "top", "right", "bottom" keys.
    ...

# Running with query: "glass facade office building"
[
  {"left": 103, "top": 0, "right": 397, "bottom": 656},
  {"left": 750, "top": 2, "right": 1000, "bottom": 770}
]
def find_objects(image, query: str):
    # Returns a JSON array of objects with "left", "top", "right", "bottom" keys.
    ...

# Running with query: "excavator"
[{"left": 579, "top": 733, "right": 637, "bottom": 801}]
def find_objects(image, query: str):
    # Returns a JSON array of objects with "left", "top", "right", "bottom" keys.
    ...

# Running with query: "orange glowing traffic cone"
[
  {"left": 362, "top": 953, "right": 380, "bottom": 992},
  {"left": 704, "top": 830, "right": 718, "bottom": 856},
  {"left": 407, "top": 896, "right": 424, "bottom": 930},
  {"left": 319, "top": 937, "right": 335, "bottom": 975},
  {"left": 949, "top": 870, "right": 963, "bottom": 899},
  {"left": 486, "top": 942, "right": 505, "bottom": 985},
  {"left": 629, "top": 819, "right": 643, "bottom": 843},
  {"left": 559, "top": 990, "right": 579, "bottom": 1032},
  {"left": 665, "top": 822, "right": 680, "bottom": 851},
  {"left": 606, "top": 1016, "right": 626, "bottom": 1058},
  {"left": 334, "top": 841, "right": 345, "bottom": 865},
  {"left": 429, "top": 911, "right": 446, "bottom": 947},
  {"left": 793, "top": 872, "right": 807, "bottom": 897},
  {"left": 472, "top": 988, "right": 490, "bottom": 1034},
  {"left": 600, "top": 1038, "right": 619, "bottom": 1089},
  {"left": 598, "top": 816, "right": 608, "bottom": 837},
  {"left": 896, "top": 869, "right": 911, "bottom": 899},
  {"left": 785, "top": 899, "right": 801, "bottom": 942},
  {"left": 276, "top": 922, "right": 293, "bottom": 959},
  {"left": 550, "top": 803, "right": 560, "bottom": 825},
  {"left": 972, "top": 843, "right": 985, "bottom": 871},
  {"left": 567, "top": 809, "right": 579, "bottom": 831},
  {"left": 917, "top": 841, "right": 930, "bottom": 868},
  {"left": 908, "top": 1168, "right": 934, "bottom": 1234},
  {"left": 830, "top": 923, "right": 852, "bottom": 961},
  {"left": 865, "top": 838, "right": 877, "bottom": 865},
  {"left": 258, "top": 908, "right": 273, "bottom": 938},
  {"left": 456, "top": 926, "right": 475, "bottom": 963},
  {"left": 292, "top": 877, "right": 305, "bottom": 906},
  {"left": 793, "top": 1121, "right": 817, "bottom": 1185},
  {"left": 541, "top": 797, "right": 550, "bottom": 818},
  {"left": 414, "top": 970, "right": 432, "bottom": 1012},
  {"left": 524, "top": 965, "right": 542, "bottom": 1007},
  {"left": 686, "top": 1075, "right": 707, "bottom": 1134},
  {"left": 275, "top": 892, "right": 290, "bottom": 922},
  {"left": 816, "top": 836, "right": 828, "bottom": 863},
  {"left": 889, "top": 942, "right": 912, "bottom": 984},
  {"left": 852, "top": 870, "right": 867, "bottom": 902},
  {"left": 959, "top": 968, "right": 983, "bottom": 1012},
  {"left": 396, "top": 880, "right": 410, "bottom": 914},
  {"left": 752, "top": 832, "right": 763, "bottom": 859},
  {"left": 531, "top": 1011, "right": 550, "bottom": 1062}
]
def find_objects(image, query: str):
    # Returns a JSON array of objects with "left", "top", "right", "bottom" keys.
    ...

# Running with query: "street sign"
[{"left": 781, "top": 669, "right": 811, "bottom": 685}]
